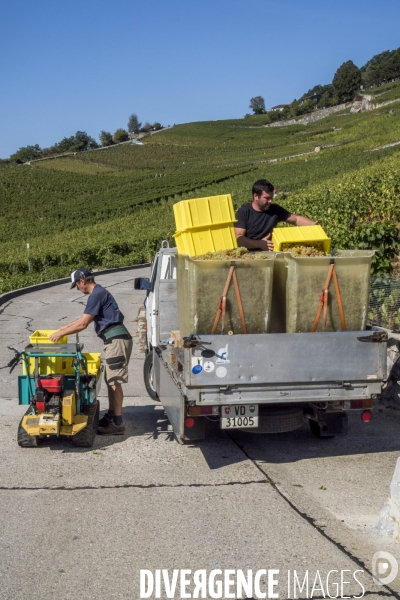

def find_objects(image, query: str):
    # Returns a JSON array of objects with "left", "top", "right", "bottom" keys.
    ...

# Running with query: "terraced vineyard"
[{"left": 1, "top": 90, "right": 399, "bottom": 293}]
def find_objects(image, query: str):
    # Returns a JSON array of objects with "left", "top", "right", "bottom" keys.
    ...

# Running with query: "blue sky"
[{"left": 1, "top": 0, "right": 400, "bottom": 158}]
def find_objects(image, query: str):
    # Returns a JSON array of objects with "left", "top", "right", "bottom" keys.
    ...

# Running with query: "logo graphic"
[
  {"left": 249, "top": 405, "right": 255, "bottom": 413},
  {"left": 372, "top": 551, "right": 398, "bottom": 585},
  {"left": 216, "top": 346, "right": 230, "bottom": 364},
  {"left": 203, "top": 361, "right": 215, "bottom": 373},
  {"left": 225, "top": 407, "right": 230, "bottom": 415},
  {"left": 216, "top": 366, "right": 227, "bottom": 378}
]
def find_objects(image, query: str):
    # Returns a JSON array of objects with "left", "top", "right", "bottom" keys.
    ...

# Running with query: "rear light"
[
  {"left": 187, "top": 405, "right": 220, "bottom": 416},
  {"left": 361, "top": 410, "right": 372, "bottom": 422},
  {"left": 344, "top": 399, "right": 374, "bottom": 410},
  {"left": 184, "top": 418, "right": 195, "bottom": 428}
]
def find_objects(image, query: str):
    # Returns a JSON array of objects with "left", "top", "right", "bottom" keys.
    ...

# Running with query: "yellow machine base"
[
  {"left": 22, "top": 390, "right": 88, "bottom": 438},
  {"left": 22, "top": 413, "right": 88, "bottom": 437}
]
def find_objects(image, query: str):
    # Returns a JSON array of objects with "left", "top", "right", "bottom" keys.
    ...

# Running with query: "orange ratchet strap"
[
  {"left": 211, "top": 264, "right": 247, "bottom": 335},
  {"left": 311, "top": 259, "right": 346, "bottom": 332}
]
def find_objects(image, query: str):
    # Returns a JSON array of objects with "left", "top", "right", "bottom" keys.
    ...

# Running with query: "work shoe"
[
  {"left": 97, "top": 421, "right": 125, "bottom": 435},
  {"left": 98, "top": 414, "right": 113, "bottom": 427}
]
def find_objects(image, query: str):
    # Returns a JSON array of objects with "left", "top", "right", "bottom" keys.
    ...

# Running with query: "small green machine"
[{"left": 9, "top": 331, "right": 102, "bottom": 448}]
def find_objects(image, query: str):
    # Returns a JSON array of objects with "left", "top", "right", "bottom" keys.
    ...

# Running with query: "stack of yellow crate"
[
  {"left": 173, "top": 194, "right": 238, "bottom": 256},
  {"left": 24, "top": 330, "right": 101, "bottom": 376},
  {"left": 24, "top": 330, "right": 68, "bottom": 375}
]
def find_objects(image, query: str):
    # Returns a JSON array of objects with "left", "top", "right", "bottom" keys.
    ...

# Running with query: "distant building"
[
  {"left": 299, "top": 93, "right": 322, "bottom": 105},
  {"left": 271, "top": 104, "right": 289, "bottom": 112}
]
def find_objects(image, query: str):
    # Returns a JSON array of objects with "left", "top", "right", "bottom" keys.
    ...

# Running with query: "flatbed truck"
[{"left": 135, "top": 245, "right": 387, "bottom": 443}]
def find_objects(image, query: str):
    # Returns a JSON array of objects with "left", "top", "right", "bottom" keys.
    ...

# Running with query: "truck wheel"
[
  {"left": 17, "top": 409, "right": 44, "bottom": 448},
  {"left": 72, "top": 400, "right": 100, "bottom": 447},
  {"left": 246, "top": 407, "right": 304, "bottom": 434},
  {"left": 309, "top": 419, "right": 335, "bottom": 438},
  {"left": 144, "top": 352, "right": 159, "bottom": 401}
]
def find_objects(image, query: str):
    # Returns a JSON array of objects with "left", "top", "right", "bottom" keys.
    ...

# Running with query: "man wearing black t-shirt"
[
  {"left": 234, "top": 179, "right": 317, "bottom": 251},
  {"left": 50, "top": 268, "right": 133, "bottom": 436}
]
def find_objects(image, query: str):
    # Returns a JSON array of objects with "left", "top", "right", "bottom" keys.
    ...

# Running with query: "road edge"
[{"left": 0, "top": 263, "right": 151, "bottom": 307}]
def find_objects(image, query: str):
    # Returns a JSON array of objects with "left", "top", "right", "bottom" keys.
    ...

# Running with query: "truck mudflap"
[{"left": 185, "top": 331, "right": 386, "bottom": 390}]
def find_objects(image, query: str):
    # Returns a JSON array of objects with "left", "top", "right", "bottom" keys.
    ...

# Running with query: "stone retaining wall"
[{"left": 266, "top": 103, "right": 349, "bottom": 127}]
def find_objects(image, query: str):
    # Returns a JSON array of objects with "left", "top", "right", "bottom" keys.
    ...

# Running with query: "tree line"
[
  {"left": 249, "top": 46, "right": 400, "bottom": 120},
  {"left": 8, "top": 113, "right": 164, "bottom": 163},
  {"left": 7, "top": 46, "right": 400, "bottom": 163},
  {"left": 361, "top": 47, "right": 400, "bottom": 88}
]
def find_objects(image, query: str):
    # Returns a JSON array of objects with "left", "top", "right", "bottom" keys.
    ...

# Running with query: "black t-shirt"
[
  {"left": 84, "top": 284, "right": 124, "bottom": 335},
  {"left": 234, "top": 203, "right": 291, "bottom": 240}
]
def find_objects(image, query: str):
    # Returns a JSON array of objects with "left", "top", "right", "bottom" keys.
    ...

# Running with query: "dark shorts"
[{"left": 103, "top": 337, "right": 133, "bottom": 385}]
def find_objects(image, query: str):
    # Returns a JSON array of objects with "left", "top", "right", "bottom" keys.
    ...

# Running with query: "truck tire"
[
  {"left": 17, "top": 408, "right": 44, "bottom": 448},
  {"left": 244, "top": 406, "right": 304, "bottom": 434},
  {"left": 72, "top": 400, "right": 99, "bottom": 447},
  {"left": 144, "top": 351, "right": 159, "bottom": 401}
]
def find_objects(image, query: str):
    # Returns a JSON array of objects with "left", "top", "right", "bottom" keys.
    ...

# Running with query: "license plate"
[{"left": 221, "top": 405, "right": 258, "bottom": 429}]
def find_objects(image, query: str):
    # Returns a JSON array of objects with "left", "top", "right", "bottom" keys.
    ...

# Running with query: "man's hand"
[
  {"left": 260, "top": 233, "right": 274, "bottom": 251},
  {"left": 49, "top": 331, "right": 64, "bottom": 342},
  {"left": 235, "top": 228, "right": 275, "bottom": 251}
]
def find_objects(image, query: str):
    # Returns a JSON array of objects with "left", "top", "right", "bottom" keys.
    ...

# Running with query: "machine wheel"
[
  {"left": 72, "top": 400, "right": 100, "bottom": 447},
  {"left": 17, "top": 408, "right": 44, "bottom": 448},
  {"left": 144, "top": 351, "right": 159, "bottom": 401},
  {"left": 309, "top": 419, "right": 335, "bottom": 438}
]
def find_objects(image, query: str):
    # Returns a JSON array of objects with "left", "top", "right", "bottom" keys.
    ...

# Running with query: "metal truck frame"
[{"left": 136, "top": 245, "right": 387, "bottom": 444}]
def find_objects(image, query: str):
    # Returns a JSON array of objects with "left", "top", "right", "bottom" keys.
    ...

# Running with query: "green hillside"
[{"left": 1, "top": 92, "right": 400, "bottom": 293}]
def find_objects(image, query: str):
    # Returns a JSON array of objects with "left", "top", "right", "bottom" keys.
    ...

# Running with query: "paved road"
[{"left": 1, "top": 268, "right": 400, "bottom": 599}]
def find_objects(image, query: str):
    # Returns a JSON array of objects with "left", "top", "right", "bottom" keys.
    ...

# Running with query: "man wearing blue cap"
[{"left": 50, "top": 268, "right": 133, "bottom": 435}]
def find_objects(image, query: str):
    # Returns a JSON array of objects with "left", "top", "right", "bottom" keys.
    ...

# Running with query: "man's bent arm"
[
  {"left": 50, "top": 314, "right": 94, "bottom": 341},
  {"left": 59, "top": 316, "right": 83, "bottom": 331},
  {"left": 234, "top": 228, "right": 272, "bottom": 251},
  {"left": 286, "top": 214, "right": 318, "bottom": 226}
]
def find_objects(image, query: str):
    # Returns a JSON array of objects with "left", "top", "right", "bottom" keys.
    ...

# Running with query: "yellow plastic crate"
[
  {"left": 55, "top": 352, "right": 101, "bottom": 376},
  {"left": 173, "top": 194, "right": 236, "bottom": 231},
  {"left": 29, "top": 330, "right": 68, "bottom": 345},
  {"left": 82, "top": 353, "right": 101, "bottom": 375},
  {"left": 23, "top": 356, "right": 76, "bottom": 376},
  {"left": 174, "top": 223, "right": 238, "bottom": 256},
  {"left": 23, "top": 330, "right": 69, "bottom": 375},
  {"left": 272, "top": 225, "right": 331, "bottom": 253}
]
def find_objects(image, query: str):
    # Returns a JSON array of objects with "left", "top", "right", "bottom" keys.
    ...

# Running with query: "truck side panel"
[
  {"left": 187, "top": 333, "right": 385, "bottom": 386},
  {"left": 153, "top": 350, "right": 185, "bottom": 442}
]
